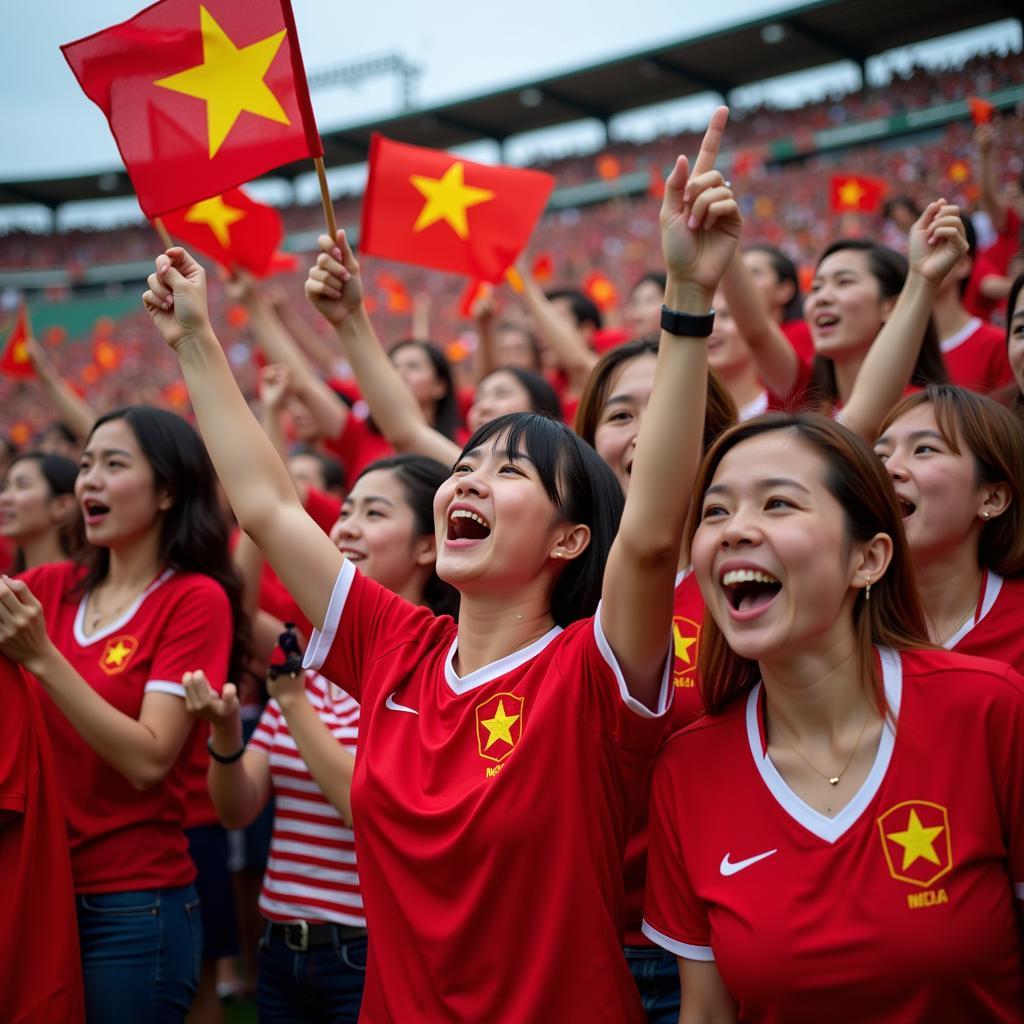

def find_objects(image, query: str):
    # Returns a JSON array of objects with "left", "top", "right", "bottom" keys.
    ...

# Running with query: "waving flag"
[
  {"left": 360, "top": 135, "right": 555, "bottom": 283},
  {"left": 829, "top": 174, "right": 887, "bottom": 214},
  {"left": 61, "top": 0, "right": 322, "bottom": 217},
  {"left": 0, "top": 302, "right": 35, "bottom": 380}
]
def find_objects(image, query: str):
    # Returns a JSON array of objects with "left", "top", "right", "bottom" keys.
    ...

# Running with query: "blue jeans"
[
  {"left": 257, "top": 925, "right": 367, "bottom": 1023},
  {"left": 76, "top": 885, "right": 201, "bottom": 1023},
  {"left": 624, "top": 944, "right": 681, "bottom": 1024}
]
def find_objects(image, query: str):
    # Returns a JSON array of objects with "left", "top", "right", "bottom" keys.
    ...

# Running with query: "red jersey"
[
  {"left": 941, "top": 318, "right": 1013, "bottom": 394},
  {"left": 781, "top": 319, "right": 814, "bottom": 363},
  {"left": 248, "top": 672, "right": 365, "bottom": 925},
  {"left": 304, "top": 485, "right": 342, "bottom": 534},
  {"left": 21, "top": 562, "right": 232, "bottom": 892},
  {"left": 0, "top": 657, "right": 84, "bottom": 1023},
  {"left": 983, "top": 207, "right": 1022, "bottom": 277},
  {"left": 323, "top": 411, "right": 394, "bottom": 492},
  {"left": 643, "top": 648, "right": 1024, "bottom": 1023},
  {"left": 304, "top": 560, "right": 672, "bottom": 1023},
  {"left": 963, "top": 250, "right": 1004, "bottom": 323},
  {"left": 947, "top": 571, "right": 1024, "bottom": 676},
  {"left": 623, "top": 569, "right": 706, "bottom": 945}
]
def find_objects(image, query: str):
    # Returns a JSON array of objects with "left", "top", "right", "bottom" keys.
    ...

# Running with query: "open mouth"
[
  {"left": 721, "top": 568, "right": 782, "bottom": 614},
  {"left": 896, "top": 496, "right": 916, "bottom": 520},
  {"left": 814, "top": 313, "right": 840, "bottom": 329},
  {"left": 82, "top": 499, "right": 110, "bottom": 524},
  {"left": 336, "top": 547, "right": 366, "bottom": 562},
  {"left": 447, "top": 508, "right": 492, "bottom": 543}
]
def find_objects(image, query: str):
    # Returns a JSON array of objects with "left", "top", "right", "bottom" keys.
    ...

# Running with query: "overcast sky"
[{"left": 0, "top": 2, "right": 1018, "bottom": 227}]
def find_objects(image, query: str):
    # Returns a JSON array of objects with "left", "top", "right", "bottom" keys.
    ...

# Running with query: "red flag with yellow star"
[
  {"left": 360, "top": 135, "right": 555, "bottom": 283},
  {"left": 0, "top": 301, "right": 35, "bottom": 380},
  {"left": 159, "top": 186, "right": 286, "bottom": 275},
  {"left": 829, "top": 173, "right": 887, "bottom": 214},
  {"left": 61, "top": 0, "right": 322, "bottom": 218}
]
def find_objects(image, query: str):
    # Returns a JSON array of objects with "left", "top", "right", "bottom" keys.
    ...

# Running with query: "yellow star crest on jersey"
[
  {"left": 476, "top": 692, "right": 524, "bottom": 763},
  {"left": 877, "top": 800, "right": 953, "bottom": 888},
  {"left": 672, "top": 615, "right": 700, "bottom": 686},
  {"left": 100, "top": 634, "right": 139, "bottom": 675}
]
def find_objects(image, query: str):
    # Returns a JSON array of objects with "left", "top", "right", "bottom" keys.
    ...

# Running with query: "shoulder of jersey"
[
  {"left": 659, "top": 699, "right": 745, "bottom": 757},
  {"left": 901, "top": 647, "right": 1024, "bottom": 701}
]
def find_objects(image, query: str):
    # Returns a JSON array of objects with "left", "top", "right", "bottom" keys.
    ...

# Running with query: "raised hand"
[
  {"left": 182, "top": 669, "right": 240, "bottom": 725},
  {"left": 142, "top": 247, "right": 211, "bottom": 348},
  {"left": 222, "top": 267, "right": 258, "bottom": 306},
  {"left": 260, "top": 363, "right": 293, "bottom": 412},
  {"left": 659, "top": 106, "right": 742, "bottom": 296},
  {"left": 908, "top": 199, "right": 967, "bottom": 285},
  {"left": 305, "top": 229, "right": 363, "bottom": 326}
]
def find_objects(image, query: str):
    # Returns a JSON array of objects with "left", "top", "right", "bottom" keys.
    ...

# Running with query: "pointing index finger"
[{"left": 693, "top": 106, "right": 729, "bottom": 178}]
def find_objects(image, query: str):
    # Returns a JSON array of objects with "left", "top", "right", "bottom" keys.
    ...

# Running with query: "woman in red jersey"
[
  {"left": 142, "top": 108, "right": 736, "bottom": 1024},
  {"left": 0, "top": 451, "right": 78, "bottom": 571},
  {"left": 0, "top": 406, "right": 247, "bottom": 1024},
  {"left": 741, "top": 245, "right": 814, "bottom": 362},
  {"left": 874, "top": 385, "right": 1024, "bottom": 673},
  {"left": 184, "top": 453, "right": 454, "bottom": 1024},
  {"left": 720, "top": 205, "right": 966, "bottom": 439},
  {"left": 643, "top": 413, "right": 1024, "bottom": 1023},
  {"left": 574, "top": 341, "right": 735, "bottom": 1021},
  {"left": 997, "top": 272, "right": 1024, "bottom": 416}
]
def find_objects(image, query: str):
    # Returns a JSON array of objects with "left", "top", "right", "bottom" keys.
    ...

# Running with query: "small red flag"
[
  {"left": 583, "top": 272, "right": 618, "bottom": 312},
  {"left": 0, "top": 302, "right": 35, "bottom": 380},
  {"left": 61, "top": 0, "right": 322, "bottom": 218},
  {"left": 596, "top": 154, "right": 621, "bottom": 181},
  {"left": 267, "top": 250, "right": 298, "bottom": 275},
  {"left": 160, "top": 186, "right": 286, "bottom": 276},
  {"left": 93, "top": 336, "right": 123, "bottom": 372},
  {"left": 359, "top": 135, "right": 555, "bottom": 284},
  {"left": 968, "top": 97, "right": 995, "bottom": 125},
  {"left": 647, "top": 165, "right": 666, "bottom": 201},
  {"left": 531, "top": 253, "right": 554, "bottom": 284},
  {"left": 377, "top": 273, "right": 412, "bottom": 313},
  {"left": 829, "top": 174, "right": 888, "bottom": 214},
  {"left": 732, "top": 150, "right": 765, "bottom": 178},
  {"left": 458, "top": 279, "right": 492, "bottom": 319}
]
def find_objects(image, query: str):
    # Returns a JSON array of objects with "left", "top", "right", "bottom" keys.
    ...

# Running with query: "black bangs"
[{"left": 456, "top": 412, "right": 624, "bottom": 627}]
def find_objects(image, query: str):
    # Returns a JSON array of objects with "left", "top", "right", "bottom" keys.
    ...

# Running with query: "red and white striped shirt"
[{"left": 248, "top": 673, "right": 365, "bottom": 926}]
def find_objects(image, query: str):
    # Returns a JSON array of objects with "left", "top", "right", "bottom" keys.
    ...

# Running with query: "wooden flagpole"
[
  {"left": 314, "top": 156, "right": 338, "bottom": 240},
  {"left": 152, "top": 217, "right": 174, "bottom": 249}
]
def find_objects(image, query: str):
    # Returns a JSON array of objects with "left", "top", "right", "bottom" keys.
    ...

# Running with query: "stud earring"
[{"left": 982, "top": 510, "right": 991, "bottom": 521}]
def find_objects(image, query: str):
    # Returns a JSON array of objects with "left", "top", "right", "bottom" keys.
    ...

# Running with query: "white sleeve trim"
[
  {"left": 1014, "top": 882, "right": 1024, "bottom": 900},
  {"left": 144, "top": 680, "right": 186, "bottom": 698},
  {"left": 593, "top": 600, "right": 673, "bottom": 719},
  {"left": 303, "top": 560, "right": 357, "bottom": 673},
  {"left": 641, "top": 921, "right": 714, "bottom": 961}
]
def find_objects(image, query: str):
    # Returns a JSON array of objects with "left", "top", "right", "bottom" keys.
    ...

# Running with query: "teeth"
[
  {"left": 722, "top": 569, "right": 779, "bottom": 587},
  {"left": 450, "top": 509, "right": 490, "bottom": 529}
]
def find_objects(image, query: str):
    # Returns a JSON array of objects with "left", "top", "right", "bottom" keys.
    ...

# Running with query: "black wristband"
[
  {"left": 661, "top": 304, "right": 715, "bottom": 337},
  {"left": 207, "top": 737, "right": 245, "bottom": 764}
]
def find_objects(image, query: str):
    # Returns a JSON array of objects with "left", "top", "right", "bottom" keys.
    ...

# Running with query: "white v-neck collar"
[
  {"left": 444, "top": 626, "right": 563, "bottom": 695},
  {"left": 745, "top": 647, "right": 902, "bottom": 844},
  {"left": 943, "top": 571, "right": 1002, "bottom": 650},
  {"left": 73, "top": 568, "right": 175, "bottom": 647},
  {"left": 675, "top": 566, "right": 693, "bottom": 589}
]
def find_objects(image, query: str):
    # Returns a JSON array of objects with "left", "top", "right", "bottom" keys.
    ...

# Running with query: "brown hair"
[
  {"left": 574, "top": 338, "right": 737, "bottom": 458},
  {"left": 688, "top": 412, "right": 931, "bottom": 716},
  {"left": 878, "top": 385, "right": 1024, "bottom": 578}
]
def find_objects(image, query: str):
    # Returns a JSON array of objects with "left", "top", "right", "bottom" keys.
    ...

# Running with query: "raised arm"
[
  {"left": 143, "top": 248, "right": 343, "bottom": 631},
  {"left": 267, "top": 283, "right": 346, "bottom": 378},
  {"left": 840, "top": 200, "right": 966, "bottom": 441},
  {"left": 975, "top": 123, "right": 1008, "bottom": 234},
  {"left": 720, "top": 253, "right": 801, "bottom": 398},
  {"left": 601, "top": 107, "right": 740, "bottom": 710},
  {"left": 26, "top": 338, "right": 97, "bottom": 443},
  {"left": 305, "top": 235, "right": 461, "bottom": 466}
]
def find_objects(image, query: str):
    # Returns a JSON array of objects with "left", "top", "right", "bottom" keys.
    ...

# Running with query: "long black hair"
[
  {"left": 4, "top": 451, "right": 80, "bottom": 573},
  {"left": 354, "top": 453, "right": 459, "bottom": 618},
  {"left": 746, "top": 244, "right": 803, "bottom": 322},
  {"left": 809, "top": 239, "right": 948, "bottom": 404},
  {"left": 454, "top": 412, "right": 624, "bottom": 626},
  {"left": 482, "top": 367, "right": 563, "bottom": 421},
  {"left": 389, "top": 340, "right": 461, "bottom": 442},
  {"left": 74, "top": 407, "right": 251, "bottom": 683}
]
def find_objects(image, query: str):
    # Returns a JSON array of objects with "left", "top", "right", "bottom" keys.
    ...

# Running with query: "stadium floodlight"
[{"left": 307, "top": 53, "right": 423, "bottom": 110}]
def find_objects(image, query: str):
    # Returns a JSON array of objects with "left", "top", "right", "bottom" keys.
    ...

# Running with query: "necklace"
[
  {"left": 89, "top": 582, "right": 145, "bottom": 631},
  {"left": 935, "top": 605, "right": 975, "bottom": 647},
  {"left": 776, "top": 711, "right": 873, "bottom": 787}
]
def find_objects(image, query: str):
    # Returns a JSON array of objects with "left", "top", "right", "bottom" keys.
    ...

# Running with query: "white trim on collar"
[
  {"left": 939, "top": 317, "right": 981, "bottom": 355},
  {"left": 73, "top": 568, "right": 175, "bottom": 647},
  {"left": 944, "top": 571, "right": 1003, "bottom": 650},
  {"left": 675, "top": 566, "right": 693, "bottom": 588},
  {"left": 745, "top": 647, "right": 902, "bottom": 844},
  {"left": 444, "top": 625, "right": 563, "bottom": 695}
]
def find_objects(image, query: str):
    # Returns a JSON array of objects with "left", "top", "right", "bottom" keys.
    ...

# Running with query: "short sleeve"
[
  {"left": 0, "top": 660, "right": 30, "bottom": 817},
  {"left": 642, "top": 747, "right": 714, "bottom": 960},
  {"left": 247, "top": 701, "right": 280, "bottom": 754},
  {"left": 302, "top": 560, "right": 438, "bottom": 703},
  {"left": 144, "top": 577, "right": 233, "bottom": 699}
]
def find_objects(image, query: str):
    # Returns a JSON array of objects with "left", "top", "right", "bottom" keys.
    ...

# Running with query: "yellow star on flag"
[
  {"left": 838, "top": 178, "right": 867, "bottom": 208},
  {"left": 12, "top": 341, "right": 29, "bottom": 364},
  {"left": 105, "top": 640, "right": 133, "bottom": 667},
  {"left": 185, "top": 195, "right": 247, "bottom": 247},
  {"left": 410, "top": 162, "right": 495, "bottom": 239},
  {"left": 154, "top": 6, "right": 290, "bottom": 159},
  {"left": 480, "top": 699, "right": 520, "bottom": 751},
  {"left": 886, "top": 808, "right": 944, "bottom": 870},
  {"left": 673, "top": 623, "right": 697, "bottom": 665}
]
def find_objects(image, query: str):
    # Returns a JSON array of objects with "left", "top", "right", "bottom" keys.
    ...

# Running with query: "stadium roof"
[{"left": 0, "top": 0, "right": 1015, "bottom": 210}]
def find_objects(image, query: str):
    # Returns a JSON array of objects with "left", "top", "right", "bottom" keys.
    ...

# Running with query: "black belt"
[{"left": 263, "top": 919, "right": 367, "bottom": 952}]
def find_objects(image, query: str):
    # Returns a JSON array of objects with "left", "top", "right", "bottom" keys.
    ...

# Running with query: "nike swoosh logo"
[
  {"left": 719, "top": 849, "right": 778, "bottom": 876},
  {"left": 385, "top": 692, "right": 418, "bottom": 715}
]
